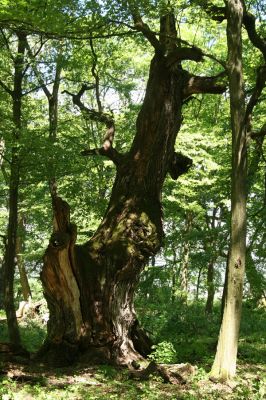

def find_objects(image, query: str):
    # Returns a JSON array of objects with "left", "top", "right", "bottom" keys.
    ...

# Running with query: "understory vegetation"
[{"left": 0, "top": 297, "right": 265, "bottom": 399}]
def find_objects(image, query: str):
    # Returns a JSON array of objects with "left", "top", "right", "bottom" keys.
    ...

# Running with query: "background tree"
[
  {"left": 1, "top": 31, "right": 27, "bottom": 347},
  {"left": 210, "top": 0, "right": 266, "bottom": 381}
]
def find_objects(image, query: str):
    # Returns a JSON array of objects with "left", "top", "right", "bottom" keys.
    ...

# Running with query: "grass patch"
[
  {"left": 0, "top": 316, "right": 46, "bottom": 353},
  {"left": 0, "top": 300, "right": 265, "bottom": 399}
]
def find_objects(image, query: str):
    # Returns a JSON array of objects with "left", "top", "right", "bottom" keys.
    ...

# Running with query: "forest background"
[{"left": 0, "top": 0, "right": 265, "bottom": 399}]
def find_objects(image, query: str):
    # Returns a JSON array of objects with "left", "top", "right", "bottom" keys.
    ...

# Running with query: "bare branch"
[
  {"left": 166, "top": 46, "right": 203, "bottom": 66},
  {"left": 80, "top": 147, "right": 123, "bottom": 166},
  {"left": 183, "top": 71, "right": 227, "bottom": 97},
  {"left": 128, "top": 2, "right": 162, "bottom": 52},
  {"left": 63, "top": 86, "right": 121, "bottom": 164}
]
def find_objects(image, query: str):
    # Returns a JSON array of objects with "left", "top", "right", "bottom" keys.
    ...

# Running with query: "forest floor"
[
  {"left": 0, "top": 301, "right": 265, "bottom": 399},
  {"left": 0, "top": 356, "right": 265, "bottom": 399}
]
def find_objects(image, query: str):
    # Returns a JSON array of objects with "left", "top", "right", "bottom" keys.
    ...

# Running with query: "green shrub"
[{"left": 148, "top": 341, "right": 177, "bottom": 363}]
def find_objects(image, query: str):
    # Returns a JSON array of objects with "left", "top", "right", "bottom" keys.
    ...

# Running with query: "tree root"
[{"left": 130, "top": 361, "right": 196, "bottom": 385}]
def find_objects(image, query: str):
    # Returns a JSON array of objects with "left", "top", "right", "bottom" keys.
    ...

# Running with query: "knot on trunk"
[
  {"left": 168, "top": 152, "right": 193, "bottom": 179},
  {"left": 50, "top": 231, "right": 71, "bottom": 249}
]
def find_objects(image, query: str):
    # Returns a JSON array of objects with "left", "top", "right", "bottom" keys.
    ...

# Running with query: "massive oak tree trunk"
[
  {"left": 40, "top": 48, "right": 183, "bottom": 366},
  {"left": 39, "top": 13, "right": 226, "bottom": 366}
]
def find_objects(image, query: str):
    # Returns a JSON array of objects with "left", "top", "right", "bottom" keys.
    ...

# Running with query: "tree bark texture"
[
  {"left": 40, "top": 47, "right": 184, "bottom": 366},
  {"left": 211, "top": 0, "right": 247, "bottom": 381},
  {"left": 3, "top": 32, "right": 27, "bottom": 346},
  {"left": 39, "top": 14, "right": 226, "bottom": 366}
]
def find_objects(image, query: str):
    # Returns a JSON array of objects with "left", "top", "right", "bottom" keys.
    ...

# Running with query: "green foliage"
[
  {"left": 148, "top": 341, "right": 177, "bottom": 363},
  {"left": 0, "top": 313, "right": 47, "bottom": 353}
]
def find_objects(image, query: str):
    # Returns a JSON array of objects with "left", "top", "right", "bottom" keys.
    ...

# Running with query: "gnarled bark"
[{"left": 39, "top": 12, "right": 226, "bottom": 366}]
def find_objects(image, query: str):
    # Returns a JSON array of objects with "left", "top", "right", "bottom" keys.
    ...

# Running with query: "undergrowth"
[{"left": 0, "top": 299, "right": 265, "bottom": 399}]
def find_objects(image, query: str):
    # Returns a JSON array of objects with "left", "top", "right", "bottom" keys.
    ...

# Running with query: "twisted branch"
[{"left": 63, "top": 85, "right": 122, "bottom": 165}]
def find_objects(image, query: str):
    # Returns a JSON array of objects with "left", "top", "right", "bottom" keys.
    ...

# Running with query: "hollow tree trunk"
[
  {"left": 40, "top": 31, "right": 185, "bottom": 366},
  {"left": 39, "top": 12, "right": 226, "bottom": 366}
]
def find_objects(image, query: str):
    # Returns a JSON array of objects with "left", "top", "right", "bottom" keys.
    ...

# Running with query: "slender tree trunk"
[
  {"left": 171, "top": 249, "right": 178, "bottom": 303},
  {"left": 0, "top": 140, "right": 5, "bottom": 309},
  {"left": 0, "top": 267, "right": 3, "bottom": 308},
  {"left": 179, "top": 213, "right": 192, "bottom": 303},
  {"left": 179, "top": 242, "right": 189, "bottom": 302},
  {"left": 16, "top": 214, "right": 31, "bottom": 301},
  {"left": 4, "top": 148, "right": 21, "bottom": 345},
  {"left": 195, "top": 265, "right": 204, "bottom": 301},
  {"left": 47, "top": 59, "right": 61, "bottom": 197},
  {"left": 205, "top": 259, "right": 215, "bottom": 314},
  {"left": 3, "top": 32, "right": 27, "bottom": 346},
  {"left": 211, "top": 0, "right": 247, "bottom": 381}
]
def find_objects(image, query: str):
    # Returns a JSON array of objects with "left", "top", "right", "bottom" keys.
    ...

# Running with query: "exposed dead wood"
[{"left": 130, "top": 361, "right": 196, "bottom": 385}]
